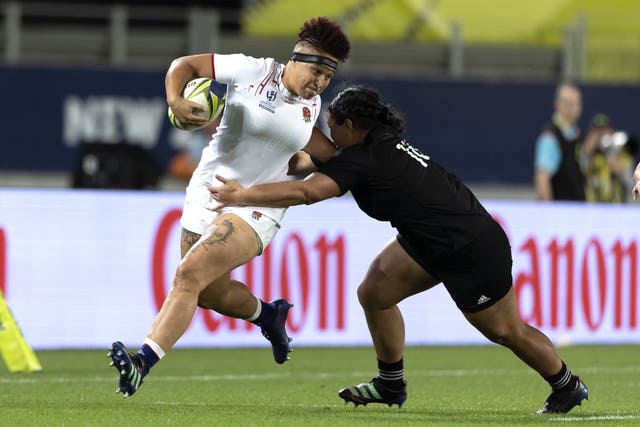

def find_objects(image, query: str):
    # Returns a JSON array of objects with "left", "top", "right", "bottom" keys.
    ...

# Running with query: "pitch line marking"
[
  {"left": 551, "top": 415, "right": 640, "bottom": 422},
  {"left": 0, "top": 365, "right": 638, "bottom": 384}
]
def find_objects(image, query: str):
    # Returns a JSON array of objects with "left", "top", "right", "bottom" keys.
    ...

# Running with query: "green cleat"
[
  {"left": 108, "top": 341, "right": 145, "bottom": 398},
  {"left": 339, "top": 377, "right": 407, "bottom": 408}
]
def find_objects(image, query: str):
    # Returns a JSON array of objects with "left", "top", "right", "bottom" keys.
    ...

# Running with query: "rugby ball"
[{"left": 168, "top": 78, "right": 226, "bottom": 130}]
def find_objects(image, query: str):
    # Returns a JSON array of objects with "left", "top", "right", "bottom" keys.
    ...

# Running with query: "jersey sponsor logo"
[
  {"left": 251, "top": 211, "right": 263, "bottom": 221},
  {"left": 396, "top": 140, "right": 430, "bottom": 167},
  {"left": 266, "top": 90, "right": 277, "bottom": 102},
  {"left": 302, "top": 107, "right": 312, "bottom": 123}
]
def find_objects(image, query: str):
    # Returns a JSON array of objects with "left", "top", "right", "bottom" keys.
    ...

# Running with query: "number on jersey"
[{"left": 396, "top": 140, "right": 430, "bottom": 167}]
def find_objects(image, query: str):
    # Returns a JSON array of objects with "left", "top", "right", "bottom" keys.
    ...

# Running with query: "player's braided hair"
[
  {"left": 328, "top": 86, "right": 404, "bottom": 135},
  {"left": 296, "top": 17, "right": 350, "bottom": 61}
]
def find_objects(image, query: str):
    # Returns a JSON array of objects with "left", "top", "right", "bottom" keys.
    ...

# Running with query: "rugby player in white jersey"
[{"left": 108, "top": 17, "right": 350, "bottom": 397}]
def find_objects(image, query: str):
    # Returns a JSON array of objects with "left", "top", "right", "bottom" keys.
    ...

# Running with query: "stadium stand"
[
  {"left": 1, "top": 1, "right": 638, "bottom": 80},
  {"left": 244, "top": 0, "right": 640, "bottom": 83},
  {"left": 0, "top": 1, "right": 638, "bottom": 195},
  {"left": 0, "top": 1, "right": 573, "bottom": 80}
]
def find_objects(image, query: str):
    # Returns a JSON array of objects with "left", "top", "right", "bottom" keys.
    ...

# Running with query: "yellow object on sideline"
[{"left": 0, "top": 290, "right": 42, "bottom": 372}]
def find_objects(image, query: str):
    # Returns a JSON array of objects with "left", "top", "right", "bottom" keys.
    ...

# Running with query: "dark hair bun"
[
  {"left": 297, "top": 17, "right": 350, "bottom": 61},
  {"left": 328, "top": 86, "right": 404, "bottom": 134}
]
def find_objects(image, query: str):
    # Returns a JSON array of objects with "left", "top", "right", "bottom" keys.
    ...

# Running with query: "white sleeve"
[{"left": 212, "top": 53, "right": 274, "bottom": 85}]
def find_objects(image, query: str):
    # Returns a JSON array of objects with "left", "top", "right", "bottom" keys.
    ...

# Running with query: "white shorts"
[{"left": 180, "top": 185, "right": 284, "bottom": 254}]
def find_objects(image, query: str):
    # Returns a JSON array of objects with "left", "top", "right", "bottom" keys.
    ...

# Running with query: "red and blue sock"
[{"left": 136, "top": 338, "right": 165, "bottom": 376}]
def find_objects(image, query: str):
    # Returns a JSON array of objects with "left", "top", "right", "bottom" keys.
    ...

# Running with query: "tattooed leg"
[
  {"left": 146, "top": 213, "right": 260, "bottom": 351},
  {"left": 192, "top": 219, "right": 236, "bottom": 253},
  {"left": 180, "top": 228, "right": 201, "bottom": 258}
]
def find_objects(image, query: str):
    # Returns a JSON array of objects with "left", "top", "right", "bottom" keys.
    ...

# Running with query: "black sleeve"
[
  {"left": 310, "top": 155, "right": 325, "bottom": 168},
  {"left": 317, "top": 147, "right": 368, "bottom": 195}
]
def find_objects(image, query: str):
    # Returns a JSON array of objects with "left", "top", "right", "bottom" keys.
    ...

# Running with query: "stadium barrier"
[{"left": 1, "top": 188, "right": 638, "bottom": 349}]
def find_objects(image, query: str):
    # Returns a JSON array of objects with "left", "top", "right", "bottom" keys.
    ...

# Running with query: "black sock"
[
  {"left": 377, "top": 358, "right": 405, "bottom": 390},
  {"left": 252, "top": 300, "right": 275, "bottom": 327},
  {"left": 544, "top": 361, "right": 578, "bottom": 391}
]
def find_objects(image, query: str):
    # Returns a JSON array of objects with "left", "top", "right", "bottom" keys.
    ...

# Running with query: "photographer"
[
  {"left": 583, "top": 113, "right": 635, "bottom": 203},
  {"left": 632, "top": 162, "right": 640, "bottom": 200}
]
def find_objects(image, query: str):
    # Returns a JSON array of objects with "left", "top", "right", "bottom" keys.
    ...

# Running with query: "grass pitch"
[{"left": 1, "top": 345, "right": 639, "bottom": 426}]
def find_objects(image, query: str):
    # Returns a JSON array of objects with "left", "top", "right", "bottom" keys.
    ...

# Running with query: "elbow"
[
  {"left": 300, "top": 190, "right": 314, "bottom": 205},
  {"left": 300, "top": 189, "right": 321, "bottom": 205},
  {"left": 295, "top": 179, "right": 333, "bottom": 206},
  {"left": 168, "top": 56, "right": 186, "bottom": 71}
]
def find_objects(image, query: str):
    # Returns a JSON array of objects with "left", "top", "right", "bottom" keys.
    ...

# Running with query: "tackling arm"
[
  {"left": 288, "top": 126, "right": 337, "bottom": 176},
  {"left": 209, "top": 172, "right": 342, "bottom": 208}
]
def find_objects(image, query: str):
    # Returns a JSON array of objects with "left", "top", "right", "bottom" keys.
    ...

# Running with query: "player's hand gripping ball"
[{"left": 168, "top": 78, "right": 226, "bottom": 130}]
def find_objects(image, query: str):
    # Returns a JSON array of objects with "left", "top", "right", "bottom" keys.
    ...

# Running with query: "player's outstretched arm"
[
  {"left": 288, "top": 127, "right": 339, "bottom": 176},
  {"left": 287, "top": 152, "right": 316, "bottom": 176},
  {"left": 209, "top": 173, "right": 341, "bottom": 209}
]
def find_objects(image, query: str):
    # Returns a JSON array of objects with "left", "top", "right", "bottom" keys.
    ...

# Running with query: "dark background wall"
[
  {"left": 343, "top": 76, "right": 639, "bottom": 184},
  {"left": 2, "top": 64, "right": 638, "bottom": 184}
]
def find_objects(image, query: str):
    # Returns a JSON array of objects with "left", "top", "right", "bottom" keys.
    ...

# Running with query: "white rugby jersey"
[{"left": 185, "top": 53, "right": 321, "bottom": 223}]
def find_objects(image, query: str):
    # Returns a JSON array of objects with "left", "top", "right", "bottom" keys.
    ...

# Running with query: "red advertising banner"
[{"left": 0, "top": 189, "right": 638, "bottom": 349}]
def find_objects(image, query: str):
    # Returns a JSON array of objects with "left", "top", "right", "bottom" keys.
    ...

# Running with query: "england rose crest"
[{"left": 302, "top": 107, "right": 311, "bottom": 123}]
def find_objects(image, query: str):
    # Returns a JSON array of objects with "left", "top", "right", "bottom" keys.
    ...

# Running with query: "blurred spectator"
[
  {"left": 632, "top": 161, "right": 640, "bottom": 200},
  {"left": 72, "top": 142, "right": 161, "bottom": 190},
  {"left": 168, "top": 117, "right": 221, "bottom": 182},
  {"left": 534, "top": 82, "right": 586, "bottom": 201},
  {"left": 582, "top": 113, "right": 636, "bottom": 203}
]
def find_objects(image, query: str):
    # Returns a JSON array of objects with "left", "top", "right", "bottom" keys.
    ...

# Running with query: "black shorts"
[{"left": 397, "top": 219, "right": 513, "bottom": 313}]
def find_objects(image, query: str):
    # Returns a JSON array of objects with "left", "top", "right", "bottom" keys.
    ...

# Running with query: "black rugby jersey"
[{"left": 319, "top": 125, "right": 493, "bottom": 258}]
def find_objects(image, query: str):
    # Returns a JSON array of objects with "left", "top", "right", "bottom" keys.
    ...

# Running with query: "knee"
[
  {"left": 356, "top": 284, "right": 369, "bottom": 308},
  {"left": 173, "top": 263, "right": 206, "bottom": 296},
  {"left": 357, "top": 282, "right": 389, "bottom": 311},
  {"left": 481, "top": 324, "right": 524, "bottom": 347}
]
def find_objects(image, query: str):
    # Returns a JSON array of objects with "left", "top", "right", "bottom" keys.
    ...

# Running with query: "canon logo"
[{"left": 514, "top": 237, "right": 637, "bottom": 330}]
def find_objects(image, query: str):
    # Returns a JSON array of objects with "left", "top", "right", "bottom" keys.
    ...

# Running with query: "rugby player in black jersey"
[{"left": 209, "top": 86, "right": 588, "bottom": 414}]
